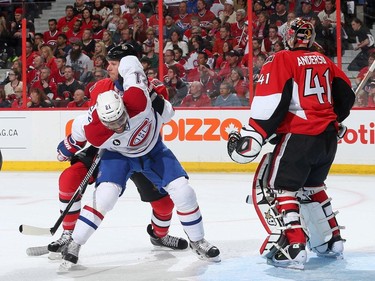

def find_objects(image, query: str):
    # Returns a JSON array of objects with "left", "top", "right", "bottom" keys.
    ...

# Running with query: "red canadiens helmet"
[{"left": 285, "top": 18, "right": 316, "bottom": 49}]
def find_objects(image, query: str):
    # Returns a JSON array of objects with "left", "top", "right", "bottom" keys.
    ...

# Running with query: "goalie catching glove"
[
  {"left": 227, "top": 125, "right": 263, "bottom": 164},
  {"left": 57, "top": 134, "right": 86, "bottom": 161}
]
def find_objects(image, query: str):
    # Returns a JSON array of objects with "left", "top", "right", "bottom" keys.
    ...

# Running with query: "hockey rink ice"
[{"left": 1, "top": 171, "right": 375, "bottom": 281}]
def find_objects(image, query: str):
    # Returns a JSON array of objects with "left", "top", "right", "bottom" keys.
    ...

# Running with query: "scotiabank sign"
[
  {"left": 159, "top": 110, "right": 374, "bottom": 164},
  {"left": 341, "top": 122, "right": 375, "bottom": 144}
]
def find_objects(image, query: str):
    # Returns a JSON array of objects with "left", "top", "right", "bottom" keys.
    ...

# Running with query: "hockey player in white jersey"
[{"left": 57, "top": 44, "right": 220, "bottom": 269}]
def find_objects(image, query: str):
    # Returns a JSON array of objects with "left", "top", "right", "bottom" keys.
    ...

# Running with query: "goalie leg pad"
[
  {"left": 299, "top": 186, "right": 345, "bottom": 257},
  {"left": 275, "top": 191, "right": 308, "bottom": 245},
  {"left": 252, "top": 153, "right": 278, "bottom": 234},
  {"left": 300, "top": 202, "right": 332, "bottom": 251}
]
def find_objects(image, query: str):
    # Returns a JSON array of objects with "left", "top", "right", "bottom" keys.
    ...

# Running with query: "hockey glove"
[
  {"left": 57, "top": 135, "right": 86, "bottom": 162},
  {"left": 337, "top": 123, "right": 347, "bottom": 142},
  {"left": 227, "top": 125, "right": 263, "bottom": 164}
]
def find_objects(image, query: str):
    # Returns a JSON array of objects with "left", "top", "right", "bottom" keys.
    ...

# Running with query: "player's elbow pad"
[{"left": 154, "top": 98, "right": 174, "bottom": 123}]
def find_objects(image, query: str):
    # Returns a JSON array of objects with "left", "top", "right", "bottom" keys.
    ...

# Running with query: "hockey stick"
[
  {"left": 19, "top": 149, "right": 104, "bottom": 236},
  {"left": 26, "top": 246, "right": 49, "bottom": 256},
  {"left": 355, "top": 59, "right": 375, "bottom": 95}
]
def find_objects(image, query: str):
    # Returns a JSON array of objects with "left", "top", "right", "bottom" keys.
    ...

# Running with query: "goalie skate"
[
  {"left": 315, "top": 235, "right": 345, "bottom": 259},
  {"left": 267, "top": 243, "right": 307, "bottom": 270},
  {"left": 147, "top": 224, "right": 188, "bottom": 250},
  {"left": 189, "top": 239, "right": 221, "bottom": 262}
]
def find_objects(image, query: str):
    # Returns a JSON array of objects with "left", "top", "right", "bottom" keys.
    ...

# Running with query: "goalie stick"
[
  {"left": 19, "top": 149, "right": 104, "bottom": 236},
  {"left": 355, "top": 59, "right": 375, "bottom": 95}
]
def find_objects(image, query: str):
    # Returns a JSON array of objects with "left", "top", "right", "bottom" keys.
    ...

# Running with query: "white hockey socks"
[
  {"left": 72, "top": 182, "right": 121, "bottom": 245},
  {"left": 164, "top": 177, "right": 204, "bottom": 242}
]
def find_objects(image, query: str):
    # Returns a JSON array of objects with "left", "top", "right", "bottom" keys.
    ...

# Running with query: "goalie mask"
[
  {"left": 285, "top": 18, "right": 316, "bottom": 49},
  {"left": 96, "top": 90, "right": 129, "bottom": 133}
]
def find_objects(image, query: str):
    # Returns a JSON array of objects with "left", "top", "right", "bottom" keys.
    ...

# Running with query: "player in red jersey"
[
  {"left": 46, "top": 45, "right": 188, "bottom": 260},
  {"left": 227, "top": 18, "right": 355, "bottom": 269}
]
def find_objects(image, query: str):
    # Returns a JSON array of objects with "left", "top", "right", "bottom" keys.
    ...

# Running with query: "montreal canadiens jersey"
[
  {"left": 72, "top": 78, "right": 163, "bottom": 158},
  {"left": 249, "top": 48, "right": 355, "bottom": 138}
]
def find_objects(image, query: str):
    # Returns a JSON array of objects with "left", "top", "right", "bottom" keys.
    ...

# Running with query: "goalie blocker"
[{"left": 251, "top": 153, "right": 345, "bottom": 263}]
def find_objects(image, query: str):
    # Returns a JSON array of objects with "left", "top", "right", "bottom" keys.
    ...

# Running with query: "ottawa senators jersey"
[{"left": 249, "top": 48, "right": 355, "bottom": 138}]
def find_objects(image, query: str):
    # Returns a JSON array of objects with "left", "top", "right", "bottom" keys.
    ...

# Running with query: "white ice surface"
[{"left": 0, "top": 172, "right": 375, "bottom": 281}]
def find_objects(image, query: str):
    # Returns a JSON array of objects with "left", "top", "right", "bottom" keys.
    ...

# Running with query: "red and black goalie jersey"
[{"left": 249, "top": 48, "right": 355, "bottom": 139}]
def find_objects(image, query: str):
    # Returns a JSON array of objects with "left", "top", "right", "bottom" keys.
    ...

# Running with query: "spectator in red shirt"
[
  {"left": 132, "top": 15, "right": 147, "bottom": 45},
  {"left": 40, "top": 45, "right": 58, "bottom": 75},
  {"left": 57, "top": 5, "right": 79, "bottom": 34},
  {"left": 27, "top": 55, "right": 45, "bottom": 88},
  {"left": 164, "top": 65, "right": 188, "bottom": 107},
  {"left": 148, "top": 3, "right": 167, "bottom": 37},
  {"left": 123, "top": 2, "right": 148, "bottom": 29},
  {"left": 30, "top": 66, "right": 58, "bottom": 100},
  {"left": 195, "top": 0, "right": 216, "bottom": 31},
  {"left": 207, "top": 17, "right": 222, "bottom": 43},
  {"left": 43, "top": 19, "right": 61, "bottom": 49},
  {"left": 230, "top": 9, "right": 247, "bottom": 50},
  {"left": 228, "top": 67, "right": 249, "bottom": 105},
  {"left": 174, "top": 1, "right": 193, "bottom": 31},
  {"left": 91, "top": 16, "right": 105, "bottom": 41},
  {"left": 214, "top": 40, "right": 234, "bottom": 71},
  {"left": 217, "top": 49, "right": 246, "bottom": 81},
  {"left": 241, "top": 37, "right": 266, "bottom": 68},
  {"left": 80, "top": 8, "right": 94, "bottom": 31},
  {"left": 212, "top": 25, "right": 235, "bottom": 56},
  {"left": 198, "top": 63, "right": 221, "bottom": 98},
  {"left": 182, "top": 16, "right": 207, "bottom": 42},
  {"left": 67, "top": 88, "right": 89, "bottom": 108},
  {"left": 163, "top": 49, "right": 186, "bottom": 81},
  {"left": 50, "top": 56, "right": 67, "bottom": 86},
  {"left": 23, "top": 40, "right": 39, "bottom": 70},
  {"left": 253, "top": 11, "right": 270, "bottom": 39},
  {"left": 65, "top": 19, "right": 84, "bottom": 43},
  {"left": 173, "top": 47, "right": 187, "bottom": 66},
  {"left": 180, "top": 81, "right": 212, "bottom": 107},
  {"left": 261, "top": 24, "right": 283, "bottom": 55}
]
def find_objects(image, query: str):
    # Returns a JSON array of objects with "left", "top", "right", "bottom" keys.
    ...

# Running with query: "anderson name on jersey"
[{"left": 250, "top": 48, "right": 354, "bottom": 139}]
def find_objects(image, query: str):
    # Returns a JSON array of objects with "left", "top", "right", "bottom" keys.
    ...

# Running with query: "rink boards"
[{"left": 0, "top": 108, "right": 374, "bottom": 174}]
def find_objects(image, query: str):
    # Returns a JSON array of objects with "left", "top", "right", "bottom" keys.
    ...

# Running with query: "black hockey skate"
[
  {"left": 189, "top": 238, "right": 221, "bottom": 262},
  {"left": 147, "top": 224, "right": 188, "bottom": 250},
  {"left": 59, "top": 240, "right": 81, "bottom": 271},
  {"left": 268, "top": 243, "right": 307, "bottom": 270},
  {"left": 47, "top": 230, "right": 72, "bottom": 260}
]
